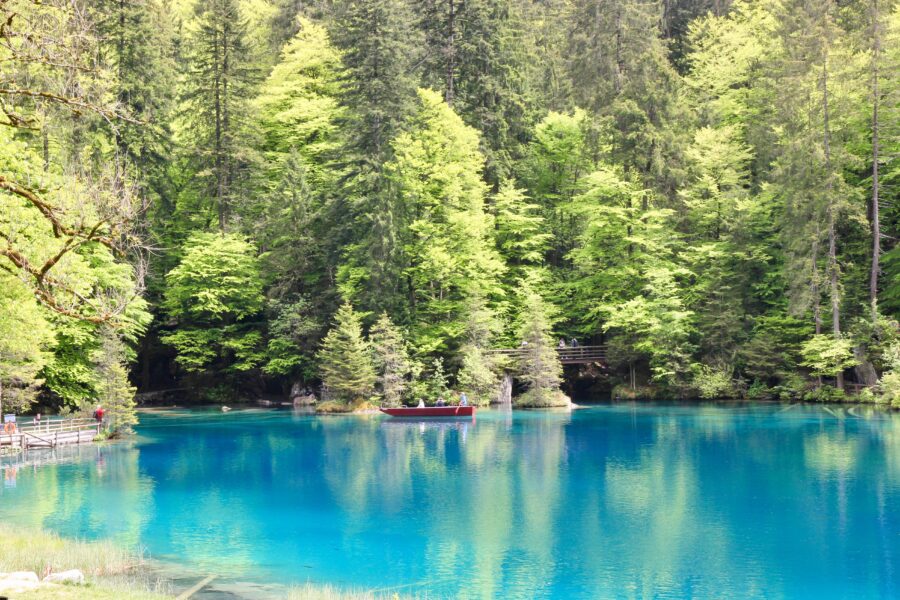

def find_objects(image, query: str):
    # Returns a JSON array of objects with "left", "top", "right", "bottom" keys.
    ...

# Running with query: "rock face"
[
  {"left": 290, "top": 381, "right": 316, "bottom": 406},
  {"left": 0, "top": 571, "right": 41, "bottom": 593},
  {"left": 43, "top": 569, "right": 85, "bottom": 585}
]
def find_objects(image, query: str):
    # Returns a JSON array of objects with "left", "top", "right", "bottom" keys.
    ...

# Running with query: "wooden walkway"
[
  {"left": 0, "top": 418, "right": 100, "bottom": 452},
  {"left": 490, "top": 344, "right": 607, "bottom": 365}
]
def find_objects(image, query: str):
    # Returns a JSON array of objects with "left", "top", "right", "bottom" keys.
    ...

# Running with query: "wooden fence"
[{"left": 0, "top": 418, "right": 101, "bottom": 451}]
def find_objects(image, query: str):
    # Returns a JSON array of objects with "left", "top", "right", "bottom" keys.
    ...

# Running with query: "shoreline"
[{"left": 0, "top": 525, "right": 418, "bottom": 600}]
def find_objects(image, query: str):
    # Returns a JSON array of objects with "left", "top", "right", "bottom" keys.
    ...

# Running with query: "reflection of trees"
[
  {"left": 4, "top": 406, "right": 900, "bottom": 598},
  {"left": 0, "top": 442, "right": 153, "bottom": 548}
]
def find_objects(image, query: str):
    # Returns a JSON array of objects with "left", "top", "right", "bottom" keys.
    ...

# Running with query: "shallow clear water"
[{"left": 1, "top": 404, "right": 899, "bottom": 599}]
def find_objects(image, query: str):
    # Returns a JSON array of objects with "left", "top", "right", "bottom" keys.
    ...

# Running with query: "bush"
[
  {"left": 514, "top": 388, "right": 571, "bottom": 408},
  {"left": 693, "top": 364, "right": 737, "bottom": 399},
  {"left": 746, "top": 379, "right": 772, "bottom": 400},
  {"left": 802, "top": 385, "right": 847, "bottom": 403},
  {"left": 611, "top": 384, "right": 661, "bottom": 401}
]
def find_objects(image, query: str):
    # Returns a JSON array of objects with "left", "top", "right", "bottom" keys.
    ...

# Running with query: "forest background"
[{"left": 2, "top": 0, "right": 900, "bottom": 424}]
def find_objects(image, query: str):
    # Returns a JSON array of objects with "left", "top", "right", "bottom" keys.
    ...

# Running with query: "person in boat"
[
  {"left": 436, "top": 397, "right": 447, "bottom": 407},
  {"left": 459, "top": 392, "right": 468, "bottom": 407},
  {"left": 417, "top": 399, "right": 425, "bottom": 408}
]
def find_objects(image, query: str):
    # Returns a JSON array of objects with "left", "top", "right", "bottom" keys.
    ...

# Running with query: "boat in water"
[{"left": 380, "top": 406, "right": 475, "bottom": 417}]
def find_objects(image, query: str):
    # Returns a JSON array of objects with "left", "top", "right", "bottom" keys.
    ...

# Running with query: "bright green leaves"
[
  {"left": 256, "top": 18, "right": 343, "bottom": 180},
  {"left": 162, "top": 232, "right": 264, "bottom": 373},
  {"left": 164, "top": 233, "right": 264, "bottom": 322},
  {"left": 0, "top": 274, "right": 55, "bottom": 414},
  {"left": 800, "top": 335, "right": 860, "bottom": 379},
  {"left": 389, "top": 88, "right": 504, "bottom": 354}
]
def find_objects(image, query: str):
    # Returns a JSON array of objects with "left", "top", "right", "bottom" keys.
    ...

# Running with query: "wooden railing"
[
  {"left": 489, "top": 345, "right": 607, "bottom": 365},
  {"left": 0, "top": 418, "right": 100, "bottom": 450}
]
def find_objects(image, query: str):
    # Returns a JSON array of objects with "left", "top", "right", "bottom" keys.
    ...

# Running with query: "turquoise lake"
[{"left": 1, "top": 404, "right": 899, "bottom": 599}]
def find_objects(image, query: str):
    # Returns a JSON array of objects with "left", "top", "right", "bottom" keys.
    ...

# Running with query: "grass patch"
[
  {"left": 0, "top": 526, "right": 423, "bottom": 600},
  {"left": 15, "top": 583, "right": 169, "bottom": 600},
  {"left": 0, "top": 525, "right": 170, "bottom": 599}
]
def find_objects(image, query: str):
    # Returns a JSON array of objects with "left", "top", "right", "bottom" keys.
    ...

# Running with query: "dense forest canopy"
[{"left": 1, "top": 0, "right": 900, "bottom": 418}]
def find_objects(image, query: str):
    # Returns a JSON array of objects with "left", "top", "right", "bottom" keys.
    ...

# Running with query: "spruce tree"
[
  {"left": 93, "top": 328, "right": 139, "bottom": 434},
  {"left": 416, "top": 0, "right": 536, "bottom": 181},
  {"left": 317, "top": 303, "right": 376, "bottom": 404},
  {"left": 369, "top": 313, "right": 412, "bottom": 406},
  {"left": 91, "top": 0, "right": 176, "bottom": 197},
  {"left": 329, "top": 0, "right": 420, "bottom": 316},
  {"left": 181, "top": 0, "right": 258, "bottom": 230},
  {"left": 566, "top": 0, "right": 683, "bottom": 195},
  {"left": 457, "top": 294, "right": 501, "bottom": 405},
  {"left": 515, "top": 290, "right": 567, "bottom": 408}
]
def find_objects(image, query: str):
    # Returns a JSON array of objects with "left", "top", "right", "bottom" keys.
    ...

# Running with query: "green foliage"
[
  {"left": 180, "top": 0, "right": 260, "bottom": 229},
  {"left": 9, "top": 0, "right": 900, "bottom": 410},
  {"left": 457, "top": 345, "right": 499, "bottom": 406},
  {"left": 164, "top": 233, "right": 264, "bottom": 322},
  {"left": 0, "top": 275, "right": 55, "bottom": 414},
  {"left": 317, "top": 304, "right": 376, "bottom": 404},
  {"left": 263, "top": 298, "right": 320, "bottom": 378},
  {"left": 162, "top": 233, "right": 265, "bottom": 373},
  {"left": 800, "top": 335, "right": 860, "bottom": 379},
  {"left": 879, "top": 343, "right": 900, "bottom": 407},
  {"left": 693, "top": 364, "right": 738, "bottom": 400},
  {"left": 369, "top": 313, "right": 412, "bottom": 407},
  {"left": 514, "top": 290, "right": 567, "bottom": 407},
  {"left": 389, "top": 88, "right": 505, "bottom": 354},
  {"left": 93, "top": 329, "right": 138, "bottom": 434}
]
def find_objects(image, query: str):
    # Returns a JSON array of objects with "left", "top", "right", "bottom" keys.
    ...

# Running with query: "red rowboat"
[{"left": 380, "top": 406, "right": 475, "bottom": 417}]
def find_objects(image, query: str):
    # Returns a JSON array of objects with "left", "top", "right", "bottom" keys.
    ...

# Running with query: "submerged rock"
[{"left": 44, "top": 569, "right": 85, "bottom": 585}]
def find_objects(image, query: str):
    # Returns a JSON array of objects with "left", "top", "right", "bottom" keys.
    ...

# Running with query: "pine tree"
[
  {"left": 93, "top": 328, "right": 138, "bottom": 434},
  {"left": 329, "top": 0, "right": 420, "bottom": 316},
  {"left": 515, "top": 290, "right": 568, "bottom": 407},
  {"left": 566, "top": 0, "right": 683, "bottom": 195},
  {"left": 769, "top": 0, "right": 859, "bottom": 389},
  {"left": 91, "top": 0, "right": 176, "bottom": 199},
  {"left": 457, "top": 294, "right": 501, "bottom": 405},
  {"left": 369, "top": 313, "right": 412, "bottom": 406},
  {"left": 416, "top": 0, "right": 536, "bottom": 181},
  {"left": 317, "top": 303, "right": 376, "bottom": 404},
  {"left": 181, "top": 0, "right": 259, "bottom": 230}
]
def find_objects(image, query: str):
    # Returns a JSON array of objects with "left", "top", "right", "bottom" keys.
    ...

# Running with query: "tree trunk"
[
  {"left": 870, "top": 0, "right": 882, "bottom": 323},
  {"left": 822, "top": 51, "right": 843, "bottom": 390},
  {"left": 445, "top": 0, "right": 456, "bottom": 106},
  {"left": 214, "top": 26, "right": 224, "bottom": 231}
]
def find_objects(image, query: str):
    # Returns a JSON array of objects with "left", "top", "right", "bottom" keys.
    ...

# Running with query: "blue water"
[{"left": 1, "top": 404, "right": 899, "bottom": 599}]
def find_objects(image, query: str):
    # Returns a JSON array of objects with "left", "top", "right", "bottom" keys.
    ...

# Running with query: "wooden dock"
[{"left": 0, "top": 418, "right": 101, "bottom": 452}]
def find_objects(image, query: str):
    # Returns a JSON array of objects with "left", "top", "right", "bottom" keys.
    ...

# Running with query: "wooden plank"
[{"left": 175, "top": 575, "right": 217, "bottom": 600}]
